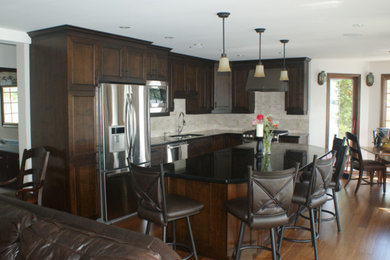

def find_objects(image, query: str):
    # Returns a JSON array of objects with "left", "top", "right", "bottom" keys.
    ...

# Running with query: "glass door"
[{"left": 326, "top": 74, "right": 360, "bottom": 150}]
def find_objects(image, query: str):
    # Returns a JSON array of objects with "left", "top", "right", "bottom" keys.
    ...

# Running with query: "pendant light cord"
[
  {"left": 258, "top": 33, "right": 262, "bottom": 64},
  {"left": 222, "top": 17, "right": 226, "bottom": 56},
  {"left": 283, "top": 42, "right": 286, "bottom": 69}
]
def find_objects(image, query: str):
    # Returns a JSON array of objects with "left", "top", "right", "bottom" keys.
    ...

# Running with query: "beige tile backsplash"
[{"left": 151, "top": 92, "right": 308, "bottom": 137}]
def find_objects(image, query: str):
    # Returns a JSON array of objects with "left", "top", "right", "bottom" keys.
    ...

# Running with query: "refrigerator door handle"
[
  {"left": 125, "top": 93, "right": 132, "bottom": 163},
  {"left": 130, "top": 92, "right": 137, "bottom": 161}
]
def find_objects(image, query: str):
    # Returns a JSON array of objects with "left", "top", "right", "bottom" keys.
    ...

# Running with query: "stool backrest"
[
  {"left": 307, "top": 152, "right": 335, "bottom": 204},
  {"left": 332, "top": 144, "right": 348, "bottom": 190},
  {"left": 248, "top": 164, "right": 299, "bottom": 224},
  {"left": 129, "top": 163, "right": 167, "bottom": 225}
]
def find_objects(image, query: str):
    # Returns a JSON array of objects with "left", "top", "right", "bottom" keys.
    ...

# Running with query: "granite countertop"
[
  {"left": 151, "top": 129, "right": 245, "bottom": 146},
  {"left": 0, "top": 140, "right": 19, "bottom": 154},
  {"left": 163, "top": 142, "right": 325, "bottom": 184}
]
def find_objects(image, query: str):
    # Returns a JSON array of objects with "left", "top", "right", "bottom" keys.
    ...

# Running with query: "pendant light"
[
  {"left": 280, "top": 39, "right": 289, "bottom": 81},
  {"left": 217, "top": 12, "right": 231, "bottom": 72},
  {"left": 254, "top": 28, "right": 266, "bottom": 77}
]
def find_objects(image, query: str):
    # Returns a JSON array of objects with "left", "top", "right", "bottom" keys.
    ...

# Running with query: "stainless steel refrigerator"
[{"left": 97, "top": 83, "right": 151, "bottom": 223}]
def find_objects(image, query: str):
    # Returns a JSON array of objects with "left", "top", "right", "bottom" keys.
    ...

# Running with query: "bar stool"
[
  {"left": 226, "top": 165, "right": 299, "bottom": 260},
  {"left": 285, "top": 153, "right": 335, "bottom": 260},
  {"left": 129, "top": 163, "right": 204, "bottom": 260}
]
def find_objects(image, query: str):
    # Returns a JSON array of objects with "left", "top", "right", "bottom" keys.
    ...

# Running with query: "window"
[
  {"left": 1, "top": 86, "right": 18, "bottom": 125},
  {"left": 0, "top": 68, "right": 18, "bottom": 126},
  {"left": 380, "top": 74, "right": 390, "bottom": 127}
]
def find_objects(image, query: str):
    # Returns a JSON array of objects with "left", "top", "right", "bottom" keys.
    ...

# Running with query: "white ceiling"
[{"left": 1, "top": 0, "right": 390, "bottom": 61}]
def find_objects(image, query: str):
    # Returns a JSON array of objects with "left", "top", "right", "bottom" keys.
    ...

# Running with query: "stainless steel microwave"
[{"left": 147, "top": 80, "right": 169, "bottom": 114}]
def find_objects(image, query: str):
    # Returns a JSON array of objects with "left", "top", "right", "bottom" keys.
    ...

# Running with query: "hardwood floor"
[{"left": 115, "top": 178, "right": 390, "bottom": 260}]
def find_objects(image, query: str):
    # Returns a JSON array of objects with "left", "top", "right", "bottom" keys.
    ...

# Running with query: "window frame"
[
  {"left": 380, "top": 74, "right": 390, "bottom": 127},
  {"left": 0, "top": 67, "right": 18, "bottom": 127}
]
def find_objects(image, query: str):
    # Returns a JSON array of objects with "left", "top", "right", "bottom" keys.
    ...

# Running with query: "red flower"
[{"left": 256, "top": 114, "right": 264, "bottom": 120}]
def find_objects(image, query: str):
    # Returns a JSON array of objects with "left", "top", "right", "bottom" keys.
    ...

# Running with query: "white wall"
[
  {"left": 367, "top": 61, "right": 390, "bottom": 131},
  {"left": 308, "top": 59, "right": 375, "bottom": 147},
  {"left": 0, "top": 43, "right": 18, "bottom": 140}
]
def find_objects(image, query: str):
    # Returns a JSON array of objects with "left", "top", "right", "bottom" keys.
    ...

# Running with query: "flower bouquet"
[{"left": 253, "top": 114, "right": 278, "bottom": 154}]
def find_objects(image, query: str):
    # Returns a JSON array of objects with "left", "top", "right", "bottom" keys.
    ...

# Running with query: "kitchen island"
[{"left": 163, "top": 142, "right": 325, "bottom": 260}]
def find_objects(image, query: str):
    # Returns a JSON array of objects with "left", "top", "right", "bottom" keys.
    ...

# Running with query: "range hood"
[{"left": 245, "top": 68, "right": 288, "bottom": 92}]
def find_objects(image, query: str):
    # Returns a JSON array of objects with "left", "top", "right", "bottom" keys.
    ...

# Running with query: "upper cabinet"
[
  {"left": 169, "top": 53, "right": 214, "bottom": 114},
  {"left": 100, "top": 40, "right": 170, "bottom": 83},
  {"left": 145, "top": 47, "right": 169, "bottom": 81},
  {"left": 231, "top": 63, "right": 255, "bottom": 113}
]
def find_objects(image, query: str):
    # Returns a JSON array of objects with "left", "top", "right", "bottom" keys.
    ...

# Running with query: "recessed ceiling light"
[
  {"left": 119, "top": 26, "right": 131, "bottom": 29},
  {"left": 343, "top": 33, "right": 362, "bottom": 37},
  {"left": 189, "top": 43, "right": 204, "bottom": 49},
  {"left": 164, "top": 36, "right": 175, "bottom": 40}
]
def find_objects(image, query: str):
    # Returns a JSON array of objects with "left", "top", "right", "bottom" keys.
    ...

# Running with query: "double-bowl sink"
[{"left": 169, "top": 133, "right": 203, "bottom": 140}]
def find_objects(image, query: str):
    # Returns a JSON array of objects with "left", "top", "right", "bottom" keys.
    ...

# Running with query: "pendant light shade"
[
  {"left": 217, "top": 12, "right": 231, "bottom": 72},
  {"left": 280, "top": 39, "right": 289, "bottom": 81},
  {"left": 254, "top": 28, "right": 266, "bottom": 77},
  {"left": 254, "top": 64, "right": 265, "bottom": 77}
]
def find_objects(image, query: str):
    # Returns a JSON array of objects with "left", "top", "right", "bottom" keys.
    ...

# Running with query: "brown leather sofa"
[{"left": 0, "top": 194, "right": 180, "bottom": 260}]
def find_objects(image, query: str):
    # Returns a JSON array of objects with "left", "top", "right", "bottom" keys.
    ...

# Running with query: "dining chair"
[
  {"left": 344, "top": 132, "right": 386, "bottom": 193},
  {"left": 0, "top": 147, "right": 50, "bottom": 206},
  {"left": 226, "top": 165, "right": 299, "bottom": 260},
  {"left": 129, "top": 162, "right": 204, "bottom": 260}
]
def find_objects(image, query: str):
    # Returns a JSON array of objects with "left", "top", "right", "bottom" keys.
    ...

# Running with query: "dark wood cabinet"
[
  {"left": 231, "top": 63, "right": 255, "bottom": 113},
  {"left": 279, "top": 134, "right": 308, "bottom": 144},
  {"left": 29, "top": 27, "right": 100, "bottom": 218},
  {"left": 187, "top": 134, "right": 243, "bottom": 159},
  {"left": 169, "top": 53, "right": 214, "bottom": 114},
  {"left": 0, "top": 151, "right": 18, "bottom": 188},
  {"left": 145, "top": 47, "right": 169, "bottom": 81}
]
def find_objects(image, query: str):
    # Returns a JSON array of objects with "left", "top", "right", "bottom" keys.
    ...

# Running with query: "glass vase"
[{"left": 263, "top": 134, "right": 273, "bottom": 154}]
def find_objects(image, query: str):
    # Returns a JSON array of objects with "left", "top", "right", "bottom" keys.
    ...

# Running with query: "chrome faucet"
[{"left": 178, "top": 112, "right": 186, "bottom": 135}]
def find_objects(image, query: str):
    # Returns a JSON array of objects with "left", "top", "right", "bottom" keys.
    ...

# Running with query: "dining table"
[{"left": 163, "top": 141, "right": 326, "bottom": 260}]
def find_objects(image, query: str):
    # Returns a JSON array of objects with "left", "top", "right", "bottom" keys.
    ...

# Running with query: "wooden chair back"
[{"left": 17, "top": 147, "right": 50, "bottom": 205}]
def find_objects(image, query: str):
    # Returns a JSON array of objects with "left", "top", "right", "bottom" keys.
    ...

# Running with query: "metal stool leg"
[
  {"left": 171, "top": 221, "right": 176, "bottom": 250},
  {"left": 162, "top": 225, "right": 167, "bottom": 243},
  {"left": 270, "top": 227, "right": 277, "bottom": 260},
  {"left": 277, "top": 225, "right": 286, "bottom": 256},
  {"left": 186, "top": 216, "right": 198, "bottom": 260},
  {"left": 333, "top": 189, "right": 342, "bottom": 232},
  {"left": 309, "top": 209, "right": 318, "bottom": 260},
  {"left": 233, "top": 221, "right": 246, "bottom": 260}
]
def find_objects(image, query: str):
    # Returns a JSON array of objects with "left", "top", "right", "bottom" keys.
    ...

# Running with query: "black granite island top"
[{"left": 163, "top": 142, "right": 326, "bottom": 184}]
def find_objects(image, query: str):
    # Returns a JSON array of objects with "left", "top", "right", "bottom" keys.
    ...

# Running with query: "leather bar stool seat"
[{"left": 227, "top": 197, "right": 290, "bottom": 229}]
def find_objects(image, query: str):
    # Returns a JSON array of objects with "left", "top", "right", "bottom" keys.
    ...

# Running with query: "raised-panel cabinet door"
[
  {"left": 146, "top": 50, "right": 168, "bottom": 80},
  {"left": 68, "top": 93, "right": 98, "bottom": 217},
  {"left": 170, "top": 58, "right": 186, "bottom": 98},
  {"left": 231, "top": 65, "right": 254, "bottom": 113},
  {"left": 123, "top": 46, "right": 145, "bottom": 80},
  {"left": 101, "top": 45, "right": 122, "bottom": 78},
  {"left": 69, "top": 38, "right": 97, "bottom": 86}
]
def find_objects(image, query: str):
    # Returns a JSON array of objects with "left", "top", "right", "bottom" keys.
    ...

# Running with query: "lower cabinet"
[
  {"left": 187, "top": 134, "right": 243, "bottom": 159},
  {"left": 279, "top": 134, "right": 308, "bottom": 144}
]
